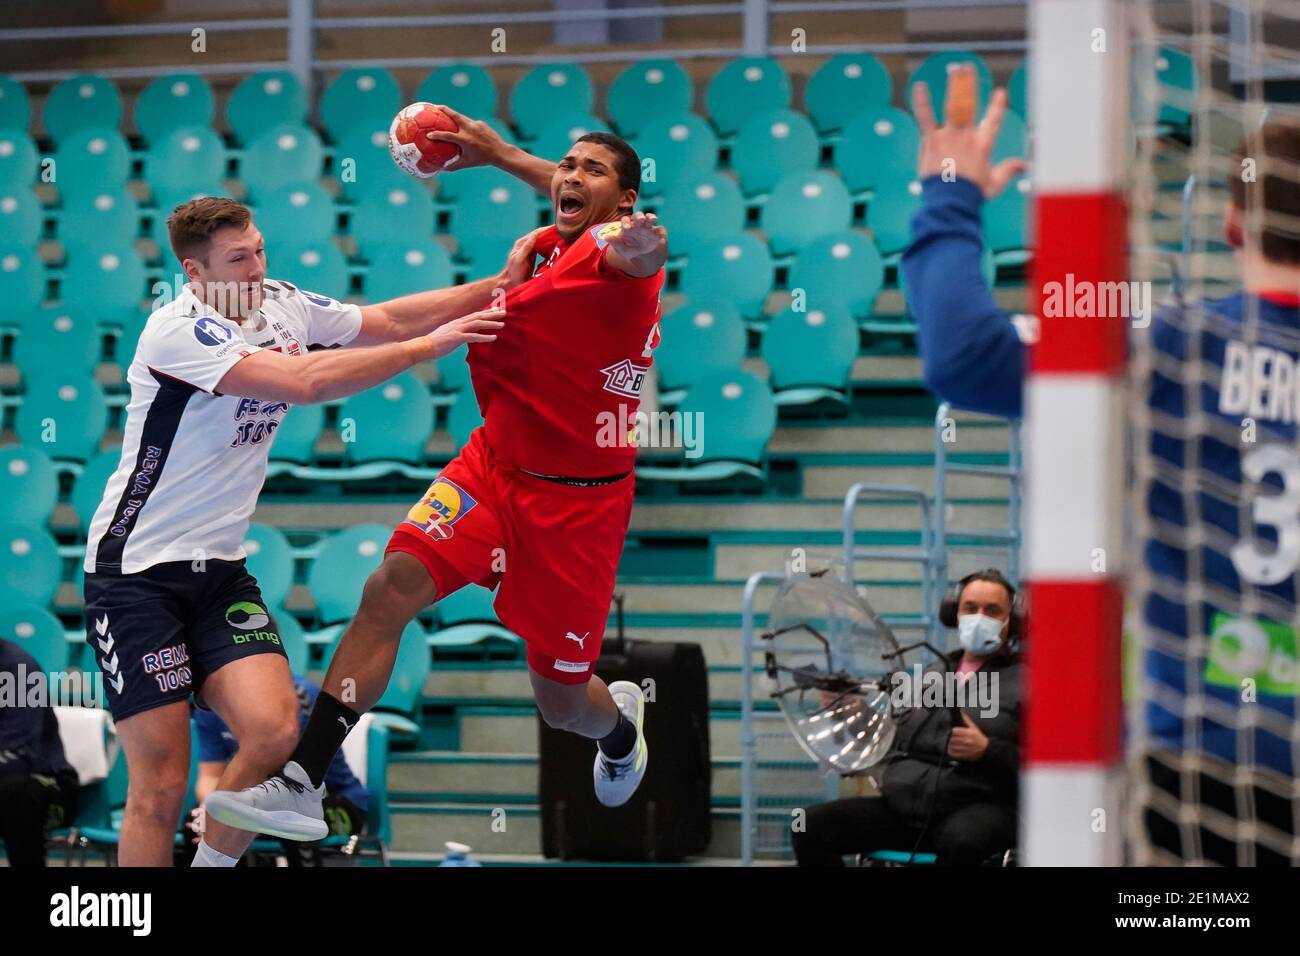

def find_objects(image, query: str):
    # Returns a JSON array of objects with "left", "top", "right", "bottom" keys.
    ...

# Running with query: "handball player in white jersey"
[{"left": 82, "top": 197, "right": 535, "bottom": 866}]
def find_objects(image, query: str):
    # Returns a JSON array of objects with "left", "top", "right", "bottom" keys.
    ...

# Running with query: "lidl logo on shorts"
[
  {"left": 404, "top": 477, "right": 477, "bottom": 540},
  {"left": 226, "top": 601, "right": 270, "bottom": 631},
  {"left": 1205, "top": 612, "right": 1300, "bottom": 696},
  {"left": 194, "top": 316, "right": 233, "bottom": 347}
]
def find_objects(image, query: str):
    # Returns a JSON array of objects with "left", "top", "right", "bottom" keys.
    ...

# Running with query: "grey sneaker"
[
  {"left": 593, "top": 681, "right": 649, "bottom": 808},
  {"left": 204, "top": 761, "right": 329, "bottom": 841}
]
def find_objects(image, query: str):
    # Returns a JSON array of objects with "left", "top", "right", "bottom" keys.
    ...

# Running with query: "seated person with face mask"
[{"left": 792, "top": 569, "right": 1023, "bottom": 866}]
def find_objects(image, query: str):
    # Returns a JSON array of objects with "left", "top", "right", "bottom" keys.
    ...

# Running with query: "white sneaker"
[
  {"left": 204, "top": 761, "right": 329, "bottom": 841},
  {"left": 594, "top": 680, "right": 649, "bottom": 808}
]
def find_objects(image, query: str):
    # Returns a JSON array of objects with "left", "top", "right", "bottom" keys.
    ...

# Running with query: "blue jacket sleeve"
[
  {"left": 194, "top": 710, "right": 235, "bottom": 763},
  {"left": 900, "top": 176, "right": 1026, "bottom": 419}
]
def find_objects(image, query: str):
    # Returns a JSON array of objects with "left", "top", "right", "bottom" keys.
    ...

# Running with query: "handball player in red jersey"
[{"left": 207, "top": 117, "right": 669, "bottom": 838}]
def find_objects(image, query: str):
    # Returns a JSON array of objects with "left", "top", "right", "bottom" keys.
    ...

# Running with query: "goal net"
[{"left": 1125, "top": 0, "right": 1300, "bottom": 865}]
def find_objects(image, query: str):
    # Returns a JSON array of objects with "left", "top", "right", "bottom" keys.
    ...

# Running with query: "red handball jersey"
[{"left": 467, "top": 222, "right": 664, "bottom": 478}]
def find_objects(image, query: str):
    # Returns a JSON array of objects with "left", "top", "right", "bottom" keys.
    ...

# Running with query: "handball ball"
[{"left": 388, "top": 102, "right": 460, "bottom": 178}]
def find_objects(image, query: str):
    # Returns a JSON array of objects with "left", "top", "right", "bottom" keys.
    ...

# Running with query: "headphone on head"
[{"left": 938, "top": 568, "right": 1023, "bottom": 646}]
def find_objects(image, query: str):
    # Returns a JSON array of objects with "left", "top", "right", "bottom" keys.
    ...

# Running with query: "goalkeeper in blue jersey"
[{"left": 902, "top": 66, "right": 1300, "bottom": 864}]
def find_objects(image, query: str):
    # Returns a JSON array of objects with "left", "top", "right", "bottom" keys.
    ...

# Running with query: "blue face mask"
[{"left": 958, "top": 614, "right": 1005, "bottom": 655}]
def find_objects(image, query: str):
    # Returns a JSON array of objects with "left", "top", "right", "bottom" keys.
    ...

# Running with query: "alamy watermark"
[
  {"left": 1041, "top": 273, "right": 1153, "bottom": 329},
  {"left": 0, "top": 664, "right": 106, "bottom": 709},
  {"left": 888, "top": 664, "right": 1000, "bottom": 717}
]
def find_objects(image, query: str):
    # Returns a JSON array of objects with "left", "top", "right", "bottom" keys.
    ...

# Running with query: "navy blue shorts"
[{"left": 83, "top": 559, "right": 288, "bottom": 723}]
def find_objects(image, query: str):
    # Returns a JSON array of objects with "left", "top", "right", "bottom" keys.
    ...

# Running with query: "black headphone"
[{"left": 938, "top": 568, "right": 1022, "bottom": 645}]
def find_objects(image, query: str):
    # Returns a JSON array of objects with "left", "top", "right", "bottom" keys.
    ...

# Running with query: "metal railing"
[
  {"left": 1, "top": 0, "right": 1029, "bottom": 85},
  {"left": 739, "top": 401, "right": 1023, "bottom": 864}
]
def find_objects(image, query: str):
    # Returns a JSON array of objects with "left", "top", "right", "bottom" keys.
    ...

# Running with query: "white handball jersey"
[{"left": 84, "top": 280, "right": 362, "bottom": 574}]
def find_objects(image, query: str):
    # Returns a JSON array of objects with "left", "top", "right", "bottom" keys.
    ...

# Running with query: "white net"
[{"left": 1128, "top": 0, "right": 1300, "bottom": 864}]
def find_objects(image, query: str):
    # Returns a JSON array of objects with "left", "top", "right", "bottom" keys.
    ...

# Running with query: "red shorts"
[{"left": 387, "top": 427, "right": 634, "bottom": 685}]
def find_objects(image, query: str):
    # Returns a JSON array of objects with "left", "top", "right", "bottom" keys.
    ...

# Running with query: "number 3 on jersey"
[{"left": 1231, "top": 444, "right": 1300, "bottom": 585}]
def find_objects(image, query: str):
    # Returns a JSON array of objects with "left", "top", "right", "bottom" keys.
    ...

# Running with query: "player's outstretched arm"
[
  {"left": 901, "top": 66, "right": 1028, "bottom": 419},
  {"left": 425, "top": 104, "right": 556, "bottom": 196},
  {"left": 354, "top": 229, "right": 543, "bottom": 344},
  {"left": 604, "top": 212, "right": 668, "bottom": 278},
  {"left": 215, "top": 310, "right": 504, "bottom": 404}
]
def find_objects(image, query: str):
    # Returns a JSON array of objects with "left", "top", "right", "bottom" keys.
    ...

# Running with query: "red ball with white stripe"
[{"left": 388, "top": 102, "right": 461, "bottom": 178}]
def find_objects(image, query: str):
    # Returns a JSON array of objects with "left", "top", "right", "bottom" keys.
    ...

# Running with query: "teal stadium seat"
[
  {"left": 639, "top": 369, "right": 776, "bottom": 483},
  {"left": 656, "top": 297, "right": 746, "bottom": 394},
  {"left": 333, "top": 121, "right": 410, "bottom": 201},
  {"left": 837, "top": 107, "right": 920, "bottom": 195},
  {"left": 0, "top": 187, "right": 42, "bottom": 247},
  {"left": 0, "top": 444, "right": 59, "bottom": 527},
  {"left": 339, "top": 371, "right": 433, "bottom": 464},
  {"left": 437, "top": 583, "right": 499, "bottom": 625},
  {"left": 0, "top": 244, "right": 46, "bottom": 322},
  {"left": 145, "top": 126, "right": 227, "bottom": 196},
  {"left": 256, "top": 181, "right": 337, "bottom": 239},
  {"left": 53, "top": 128, "right": 130, "bottom": 201},
  {"left": 14, "top": 307, "right": 104, "bottom": 393},
  {"left": 983, "top": 175, "right": 1032, "bottom": 254},
  {"left": 655, "top": 172, "right": 746, "bottom": 258},
  {"left": 448, "top": 170, "right": 537, "bottom": 275},
  {"left": 0, "top": 523, "right": 61, "bottom": 606},
  {"left": 226, "top": 70, "right": 307, "bottom": 146},
  {"left": 309, "top": 523, "right": 394, "bottom": 624},
  {"left": 865, "top": 178, "right": 923, "bottom": 255},
  {"left": 1140, "top": 45, "right": 1197, "bottom": 129},
  {"left": 705, "top": 57, "right": 791, "bottom": 137},
  {"left": 763, "top": 169, "right": 853, "bottom": 256},
  {"left": 363, "top": 239, "right": 453, "bottom": 302},
  {"left": 240, "top": 123, "right": 324, "bottom": 200},
  {"left": 0, "top": 603, "right": 67, "bottom": 673},
  {"left": 435, "top": 345, "right": 471, "bottom": 393},
  {"left": 320, "top": 68, "right": 403, "bottom": 143},
  {"left": 631, "top": 111, "right": 718, "bottom": 199},
  {"left": 59, "top": 243, "right": 147, "bottom": 321},
  {"left": 531, "top": 112, "right": 609, "bottom": 163},
  {"left": 152, "top": 180, "right": 233, "bottom": 221},
  {"left": 805, "top": 53, "right": 892, "bottom": 134},
  {"left": 331, "top": 620, "right": 429, "bottom": 717},
  {"left": 731, "top": 109, "right": 819, "bottom": 195},
  {"left": 0, "top": 129, "right": 39, "bottom": 189},
  {"left": 43, "top": 75, "right": 122, "bottom": 144},
  {"left": 761, "top": 302, "right": 859, "bottom": 406},
  {"left": 71, "top": 449, "right": 120, "bottom": 533},
  {"left": 415, "top": 64, "right": 498, "bottom": 120},
  {"left": 993, "top": 109, "right": 1028, "bottom": 165},
  {"left": 242, "top": 523, "right": 294, "bottom": 609},
  {"left": 349, "top": 182, "right": 436, "bottom": 258},
  {"left": 447, "top": 386, "right": 484, "bottom": 453},
  {"left": 267, "top": 402, "right": 323, "bottom": 464},
  {"left": 906, "top": 51, "right": 993, "bottom": 122},
  {"left": 135, "top": 74, "right": 215, "bottom": 146},
  {"left": 0, "top": 76, "right": 30, "bottom": 131},
  {"left": 267, "top": 242, "right": 350, "bottom": 301},
  {"left": 59, "top": 189, "right": 140, "bottom": 247},
  {"left": 1008, "top": 58, "right": 1029, "bottom": 120},
  {"left": 679, "top": 234, "right": 774, "bottom": 319},
  {"left": 275, "top": 609, "right": 309, "bottom": 676},
  {"left": 788, "top": 230, "right": 885, "bottom": 319},
  {"left": 16, "top": 379, "right": 108, "bottom": 462},
  {"left": 509, "top": 64, "right": 594, "bottom": 141},
  {"left": 606, "top": 59, "right": 692, "bottom": 139}
]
